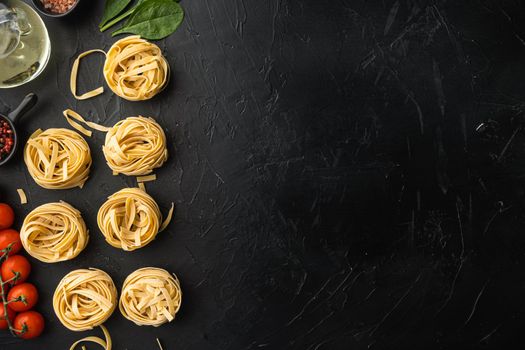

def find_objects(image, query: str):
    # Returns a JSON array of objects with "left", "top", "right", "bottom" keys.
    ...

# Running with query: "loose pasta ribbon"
[{"left": 68, "top": 325, "right": 112, "bottom": 350}]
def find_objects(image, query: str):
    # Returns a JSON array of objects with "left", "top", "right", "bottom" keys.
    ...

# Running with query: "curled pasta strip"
[
  {"left": 17, "top": 188, "right": 27, "bottom": 204},
  {"left": 103, "top": 116, "right": 168, "bottom": 176},
  {"left": 69, "top": 325, "right": 112, "bottom": 350},
  {"left": 104, "top": 36, "right": 169, "bottom": 101},
  {"left": 24, "top": 128, "right": 92, "bottom": 190},
  {"left": 97, "top": 188, "right": 173, "bottom": 251},
  {"left": 53, "top": 268, "right": 117, "bottom": 331},
  {"left": 119, "top": 267, "right": 182, "bottom": 327},
  {"left": 20, "top": 201, "right": 89, "bottom": 263},
  {"left": 70, "top": 49, "right": 106, "bottom": 100}
]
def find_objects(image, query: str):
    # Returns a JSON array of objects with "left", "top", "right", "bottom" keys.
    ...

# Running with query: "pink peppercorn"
[
  {"left": 0, "top": 118, "right": 14, "bottom": 160},
  {"left": 40, "top": 0, "right": 76, "bottom": 14}
]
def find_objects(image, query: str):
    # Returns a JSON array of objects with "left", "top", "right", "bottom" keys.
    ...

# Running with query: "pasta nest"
[
  {"left": 53, "top": 268, "right": 117, "bottom": 331},
  {"left": 20, "top": 201, "right": 89, "bottom": 263},
  {"left": 102, "top": 116, "right": 167, "bottom": 176},
  {"left": 97, "top": 188, "right": 163, "bottom": 251},
  {"left": 103, "top": 36, "right": 169, "bottom": 101},
  {"left": 119, "top": 267, "right": 182, "bottom": 327},
  {"left": 24, "top": 128, "right": 92, "bottom": 189}
]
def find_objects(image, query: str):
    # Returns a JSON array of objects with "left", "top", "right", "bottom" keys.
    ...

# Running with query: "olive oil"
[{"left": 0, "top": 0, "right": 50, "bottom": 88}]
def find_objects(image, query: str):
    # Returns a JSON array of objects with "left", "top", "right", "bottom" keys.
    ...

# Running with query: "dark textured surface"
[{"left": 1, "top": 0, "right": 525, "bottom": 348}]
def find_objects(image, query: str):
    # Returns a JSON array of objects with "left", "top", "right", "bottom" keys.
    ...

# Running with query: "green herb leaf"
[
  {"left": 99, "top": 0, "right": 132, "bottom": 29},
  {"left": 112, "top": 0, "right": 184, "bottom": 40},
  {"left": 100, "top": 0, "right": 151, "bottom": 32}
]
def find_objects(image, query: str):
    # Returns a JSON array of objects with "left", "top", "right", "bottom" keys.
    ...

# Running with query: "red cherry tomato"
[
  {"left": 1, "top": 255, "right": 31, "bottom": 285},
  {"left": 0, "top": 229, "right": 22, "bottom": 256},
  {"left": 0, "top": 203, "right": 14, "bottom": 230},
  {"left": 7, "top": 283, "right": 38, "bottom": 312},
  {"left": 13, "top": 311, "right": 44, "bottom": 339},
  {"left": 0, "top": 303, "right": 16, "bottom": 330}
]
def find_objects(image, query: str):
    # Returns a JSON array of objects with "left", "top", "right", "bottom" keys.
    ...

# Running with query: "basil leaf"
[
  {"left": 99, "top": 0, "right": 132, "bottom": 29},
  {"left": 112, "top": 0, "right": 184, "bottom": 40}
]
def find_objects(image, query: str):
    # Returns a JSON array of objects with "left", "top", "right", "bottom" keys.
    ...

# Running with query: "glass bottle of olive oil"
[{"left": 0, "top": 0, "right": 50, "bottom": 88}]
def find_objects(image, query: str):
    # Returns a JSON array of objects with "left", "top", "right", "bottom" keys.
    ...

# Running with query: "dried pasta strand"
[
  {"left": 63, "top": 109, "right": 112, "bottom": 139},
  {"left": 17, "top": 189, "right": 27, "bottom": 204},
  {"left": 160, "top": 203, "right": 174, "bottom": 232},
  {"left": 157, "top": 338, "right": 164, "bottom": 350},
  {"left": 119, "top": 268, "right": 182, "bottom": 327},
  {"left": 69, "top": 325, "right": 112, "bottom": 350},
  {"left": 64, "top": 109, "right": 111, "bottom": 133},
  {"left": 71, "top": 49, "right": 106, "bottom": 100},
  {"left": 138, "top": 182, "right": 146, "bottom": 192},
  {"left": 21, "top": 201, "right": 89, "bottom": 263},
  {"left": 137, "top": 174, "right": 156, "bottom": 183},
  {"left": 63, "top": 110, "right": 92, "bottom": 137},
  {"left": 53, "top": 268, "right": 117, "bottom": 331}
]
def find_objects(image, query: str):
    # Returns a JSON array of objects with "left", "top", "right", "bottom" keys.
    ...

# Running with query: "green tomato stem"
[{"left": 0, "top": 251, "right": 17, "bottom": 336}]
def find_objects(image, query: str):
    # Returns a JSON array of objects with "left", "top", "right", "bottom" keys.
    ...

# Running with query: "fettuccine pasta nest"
[
  {"left": 20, "top": 201, "right": 89, "bottom": 263},
  {"left": 24, "top": 128, "right": 92, "bottom": 190},
  {"left": 97, "top": 188, "right": 173, "bottom": 251},
  {"left": 63, "top": 112, "right": 168, "bottom": 176},
  {"left": 71, "top": 36, "right": 169, "bottom": 101},
  {"left": 103, "top": 116, "right": 168, "bottom": 176},
  {"left": 119, "top": 267, "right": 182, "bottom": 327},
  {"left": 53, "top": 268, "right": 118, "bottom": 331},
  {"left": 104, "top": 36, "right": 169, "bottom": 101}
]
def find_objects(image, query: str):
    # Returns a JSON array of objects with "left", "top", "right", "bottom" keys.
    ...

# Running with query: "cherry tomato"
[
  {"left": 1, "top": 255, "right": 31, "bottom": 285},
  {"left": 0, "top": 303, "right": 16, "bottom": 330},
  {"left": 0, "top": 203, "right": 14, "bottom": 230},
  {"left": 0, "top": 229, "right": 22, "bottom": 256},
  {"left": 7, "top": 283, "right": 38, "bottom": 312},
  {"left": 13, "top": 311, "right": 44, "bottom": 339}
]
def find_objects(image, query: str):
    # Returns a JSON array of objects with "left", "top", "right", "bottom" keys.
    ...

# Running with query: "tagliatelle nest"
[
  {"left": 20, "top": 201, "right": 89, "bottom": 263},
  {"left": 103, "top": 36, "right": 169, "bottom": 101},
  {"left": 53, "top": 268, "right": 117, "bottom": 331},
  {"left": 103, "top": 116, "right": 168, "bottom": 176},
  {"left": 71, "top": 36, "right": 169, "bottom": 102},
  {"left": 62, "top": 111, "right": 168, "bottom": 176},
  {"left": 97, "top": 188, "right": 173, "bottom": 251},
  {"left": 24, "top": 128, "right": 92, "bottom": 190},
  {"left": 119, "top": 267, "right": 182, "bottom": 327}
]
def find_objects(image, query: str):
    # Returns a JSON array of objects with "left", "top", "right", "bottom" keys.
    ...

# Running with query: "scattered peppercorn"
[
  {"left": 40, "top": 0, "right": 76, "bottom": 14},
  {"left": 0, "top": 118, "right": 14, "bottom": 161}
]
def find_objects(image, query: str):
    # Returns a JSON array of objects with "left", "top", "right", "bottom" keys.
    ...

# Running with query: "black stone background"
[{"left": 1, "top": 0, "right": 525, "bottom": 348}]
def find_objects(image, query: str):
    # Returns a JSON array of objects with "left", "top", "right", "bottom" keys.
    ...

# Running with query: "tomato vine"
[{"left": 0, "top": 243, "right": 24, "bottom": 337}]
